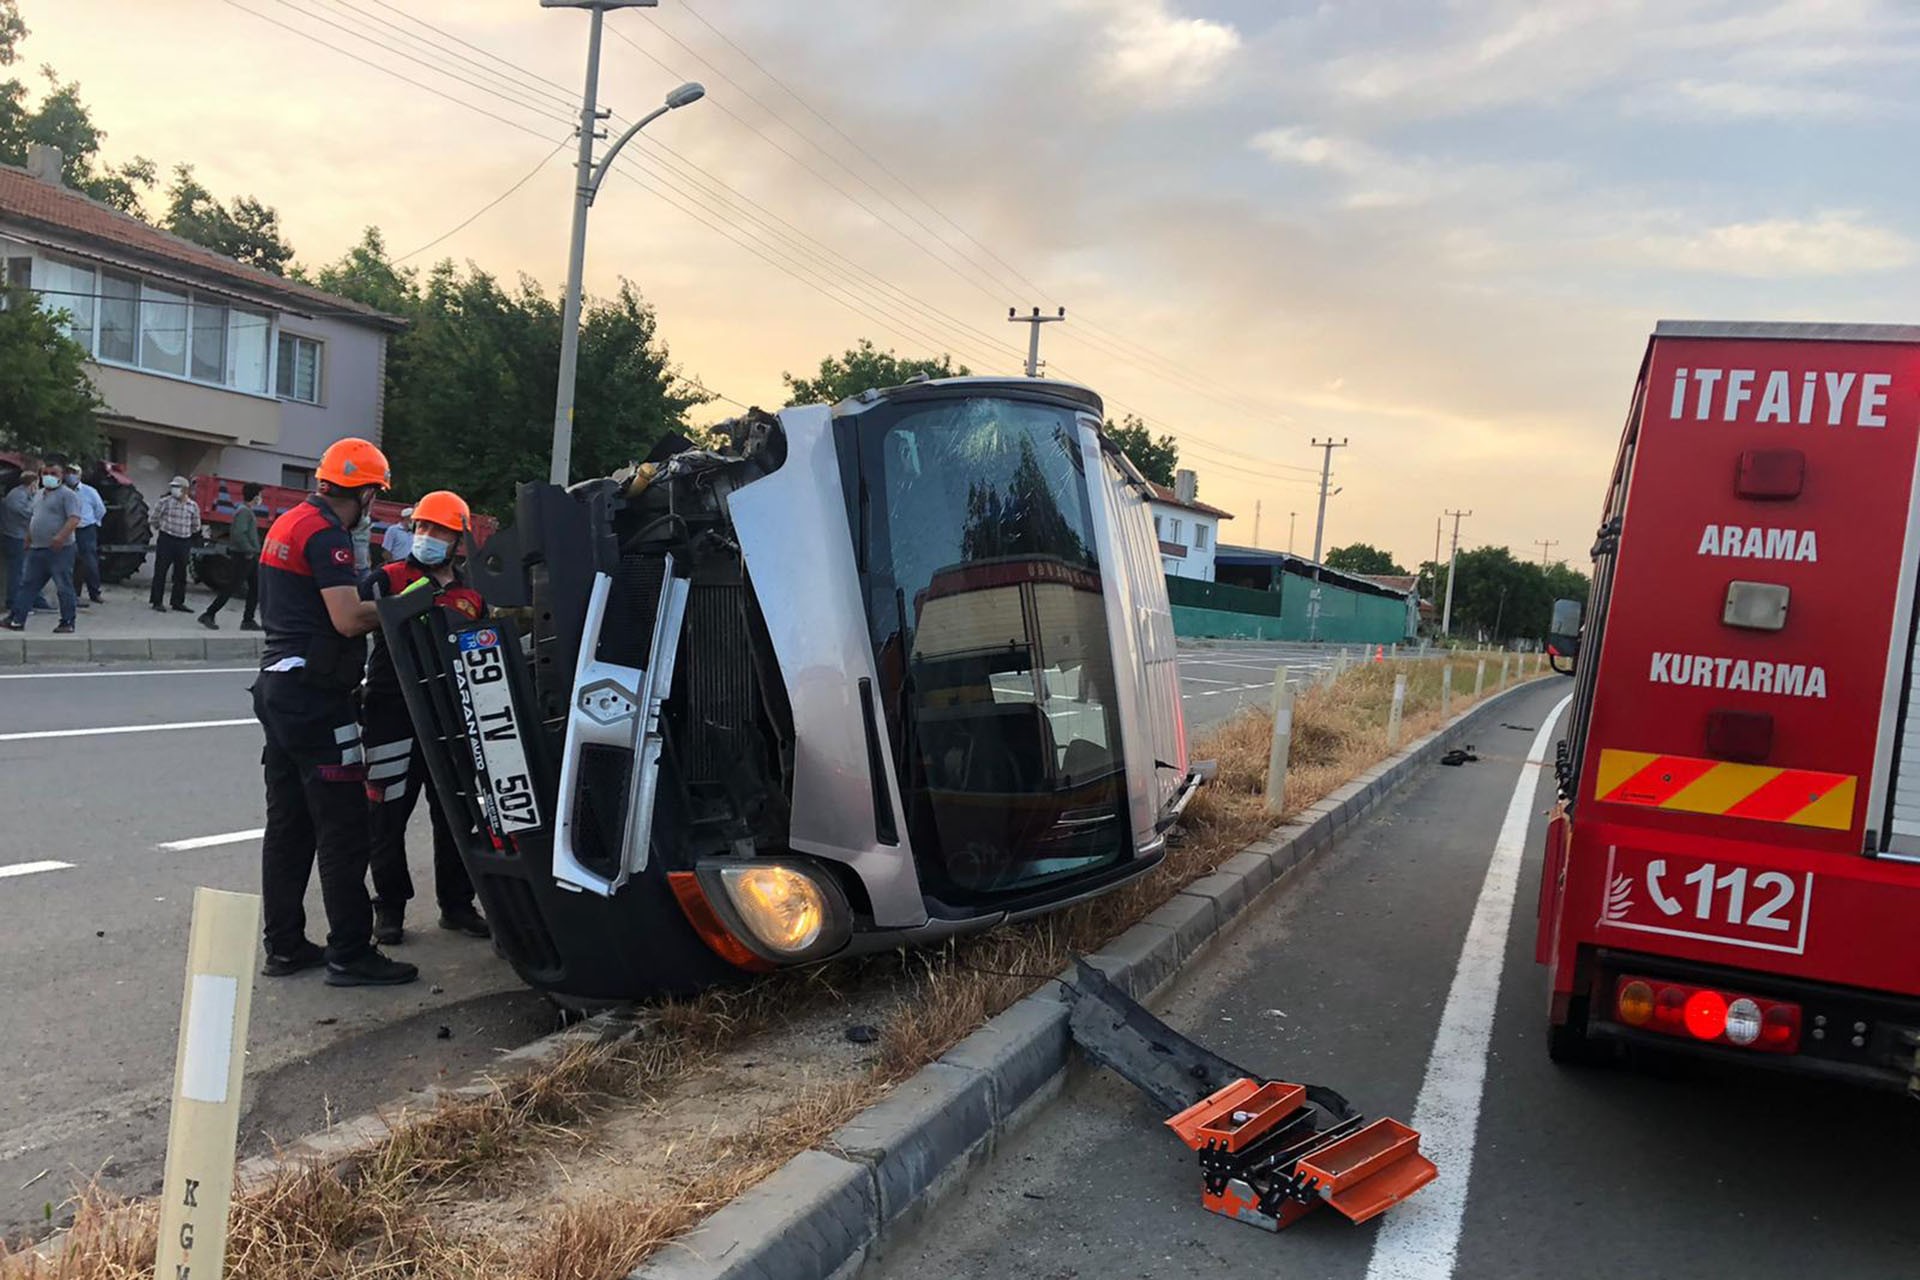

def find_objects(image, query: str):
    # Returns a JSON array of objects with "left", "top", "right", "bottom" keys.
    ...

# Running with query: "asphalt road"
[
  {"left": 0, "top": 637, "right": 1327, "bottom": 1236},
  {"left": 871, "top": 678, "right": 1920, "bottom": 1280}
]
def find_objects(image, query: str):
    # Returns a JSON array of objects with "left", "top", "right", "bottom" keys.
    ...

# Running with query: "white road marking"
[
  {"left": 156, "top": 828, "right": 265, "bottom": 852},
  {"left": 1364, "top": 692, "right": 1571, "bottom": 1280},
  {"left": 1178, "top": 675, "right": 1238, "bottom": 685},
  {"left": 0, "top": 861, "right": 75, "bottom": 880},
  {"left": 0, "top": 667, "right": 254, "bottom": 681},
  {"left": 0, "top": 718, "right": 254, "bottom": 743}
]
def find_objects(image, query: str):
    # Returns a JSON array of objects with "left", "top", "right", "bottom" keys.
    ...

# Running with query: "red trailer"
[{"left": 1540, "top": 320, "right": 1920, "bottom": 1093}]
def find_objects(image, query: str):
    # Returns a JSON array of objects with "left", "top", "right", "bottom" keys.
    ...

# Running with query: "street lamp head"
[{"left": 665, "top": 81, "right": 706, "bottom": 109}]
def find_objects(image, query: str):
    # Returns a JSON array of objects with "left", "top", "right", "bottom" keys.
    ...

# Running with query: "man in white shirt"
[
  {"left": 65, "top": 470, "right": 107, "bottom": 606},
  {"left": 379, "top": 506, "right": 413, "bottom": 566}
]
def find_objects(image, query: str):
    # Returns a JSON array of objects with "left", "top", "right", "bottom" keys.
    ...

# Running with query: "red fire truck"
[{"left": 1540, "top": 320, "right": 1920, "bottom": 1093}]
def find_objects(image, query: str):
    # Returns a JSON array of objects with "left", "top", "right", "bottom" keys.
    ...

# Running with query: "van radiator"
[{"left": 684, "top": 584, "right": 755, "bottom": 783}]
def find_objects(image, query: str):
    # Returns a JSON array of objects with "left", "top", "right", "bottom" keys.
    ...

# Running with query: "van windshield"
[{"left": 842, "top": 395, "right": 1131, "bottom": 908}]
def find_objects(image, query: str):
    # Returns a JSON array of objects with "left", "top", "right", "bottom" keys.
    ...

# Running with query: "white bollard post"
[
  {"left": 1265, "top": 666, "right": 1294, "bottom": 816},
  {"left": 1474, "top": 658, "right": 1487, "bottom": 698},
  {"left": 1441, "top": 663, "right": 1453, "bottom": 717},
  {"left": 157, "top": 888, "right": 261, "bottom": 1280},
  {"left": 1500, "top": 652, "right": 1511, "bottom": 686},
  {"left": 1387, "top": 673, "right": 1407, "bottom": 747}
]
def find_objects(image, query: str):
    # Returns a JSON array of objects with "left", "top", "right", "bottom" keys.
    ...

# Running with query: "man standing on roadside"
[
  {"left": 2, "top": 465, "right": 39, "bottom": 617},
  {"left": 66, "top": 468, "right": 105, "bottom": 608},
  {"left": 149, "top": 475, "right": 201, "bottom": 613},
  {"left": 376, "top": 505, "right": 412, "bottom": 567},
  {"left": 254, "top": 436, "right": 417, "bottom": 988},
  {"left": 201, "top": 482, "right": 264, "bottom": 631},
  {"left": 2, "top": 452, "right": 82, "bottom": 634}
]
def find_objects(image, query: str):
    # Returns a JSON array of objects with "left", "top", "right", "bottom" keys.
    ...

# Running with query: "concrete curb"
[
  {"left": 631, "top": 675, "right": 1558, "bottom": 1280},
  {"left": 0, "top": 633, "right": 263, "bottom": 665}
]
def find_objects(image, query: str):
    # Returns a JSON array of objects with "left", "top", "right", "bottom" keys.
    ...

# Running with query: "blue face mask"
[
  {"left": 63, "top": 472, "right": 78, "bottom": 488},
  {"left": 411, "top": 535, "right": 451, "bottom": 567},
  {"left": 40, "top": 472, "right": 60, "bottom": 490}
]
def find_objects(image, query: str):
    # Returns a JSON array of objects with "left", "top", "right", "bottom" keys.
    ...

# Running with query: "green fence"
[{"left": 1166, "top": 571, "right": 1409, "bottom": 644}]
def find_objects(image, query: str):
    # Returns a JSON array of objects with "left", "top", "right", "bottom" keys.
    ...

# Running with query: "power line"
[
  {"left": 315, "top": 0, "right": 580, "bottom": 116},
  {"left": 396, "top": 137, "right": 572, "bottom": 263},
  {"left": 364, "top": 0, "right": 577, "bottom": 100}
]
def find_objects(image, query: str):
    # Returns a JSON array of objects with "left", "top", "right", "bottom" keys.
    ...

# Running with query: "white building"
[{"left": 1149, "top": 469, "right": 1233, "bottom": 581}]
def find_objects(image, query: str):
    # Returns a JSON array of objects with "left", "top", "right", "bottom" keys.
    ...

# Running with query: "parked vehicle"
[
  {"left": 379, "top": 377, "right": 1201, "bottom": 1004},
  {"left": 1539, "top": 320, "right": 1920, "bottom": 1093}
]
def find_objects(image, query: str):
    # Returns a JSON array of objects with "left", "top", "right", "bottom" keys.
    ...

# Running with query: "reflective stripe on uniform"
[{"left": 365, "top": 737, "right": 414, "bottom": 762}]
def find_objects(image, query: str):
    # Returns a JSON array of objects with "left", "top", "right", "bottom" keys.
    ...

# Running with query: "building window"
[
  {"left": 276, "top": 333, "right": 322, "bottom": 404},
  {"left": 1167, "top": 517, "right": 1183, "bottom": 543},
  {"left": 36, "top": 257, "right": 92, "bottom": 341},
  {"left": 140, "top": 284, "right": 189, "bottom": 376},
  {"left": 280, "top": 464, "right": 313, "bottom": 489},
  {"left": 190, "top": 299, "right": 227, "bottom": 383},
  {"left": 1195, "top": 524, "right": 1209, "bottom": 549},
  {"left": 98, "top": 270, "right": 138, "bottom": 364},
  {"left": 228, "top": 309, "right": 270, "bottom": 394}
]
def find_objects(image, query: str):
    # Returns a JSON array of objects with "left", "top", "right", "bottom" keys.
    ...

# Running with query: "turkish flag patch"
[{"left": 331, "top": 547, "right": 353, "bottom": 566}]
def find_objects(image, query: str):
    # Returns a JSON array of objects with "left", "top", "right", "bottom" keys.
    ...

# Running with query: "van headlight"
[{"left": 715, "top": 864, "right": 845, "bottom": 958}]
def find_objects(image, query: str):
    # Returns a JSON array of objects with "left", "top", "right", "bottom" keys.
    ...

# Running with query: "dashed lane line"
[
  {"left": 0, "top": 861, "right": 75, "bottom": 880},
  {"left": 0, "top": 718, "right": 255, "bottom": 743},
  {"left": 156, "top": 828, "right": 266, "bottom": 852}
]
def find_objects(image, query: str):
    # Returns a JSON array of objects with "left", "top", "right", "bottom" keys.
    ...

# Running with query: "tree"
[
  {"left": 1103, "top": 413, "right": 1179, "bottom": 486},
  {"left": 315, "top": 233, "right": 708, "bottom": 514},
  {"left": 162, "top": 165, "right": 294, "bottom": 275},
  {"left": 0, "top": 285, "right": 103, "bottom": 457},
  {"left": 782, "top": 339, "right": 966, "bottom": 405},
  {"left": 1417, "top": 546, "right": 1591, "bottom": 643},
  {"left": 1325, "top": 543, "right": 1405, "bottom": 575}
]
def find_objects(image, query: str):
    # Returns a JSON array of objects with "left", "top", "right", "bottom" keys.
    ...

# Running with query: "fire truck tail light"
[
  {"left": 1684, "top": 990, "right": 1728, "bottom": 1040},
  {"left": 1612, "top": 975, "right": 1800, "bottom": 1054},
  {"left": 1724, "top": 998, "right": 1763, "bottom": 1046},
  {"left": 1705, "top": 709, "right": 1773, "bottom": 763},
  {"left": 1616, "top": 980, "right": 1654, "bottom": 1026},
  {"left": 1723, "top": 580, "right": 1789, "bottom": 631},
  {"left": 1735, "top": 448, "right": 1805, "bottom": 499}
]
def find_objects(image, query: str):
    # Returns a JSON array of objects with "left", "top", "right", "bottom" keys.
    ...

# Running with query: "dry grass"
[{"left": 2, "top": 654, "right": 1528, "bottom": 1280}]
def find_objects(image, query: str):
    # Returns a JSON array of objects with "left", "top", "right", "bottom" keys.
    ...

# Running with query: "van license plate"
[{"left": 453, "top": 627, "right": 542, "bottom": 835}]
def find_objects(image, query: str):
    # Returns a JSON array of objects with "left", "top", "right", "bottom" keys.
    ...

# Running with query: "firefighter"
[
  {"left": 359, "top": 489, "right": 491, "bottom": 944},
  {"left": 253, "top": 437, "right": 418, "bottom": 987}
]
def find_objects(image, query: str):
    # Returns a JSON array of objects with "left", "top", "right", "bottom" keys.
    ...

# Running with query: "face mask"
[
  {"left": 63, "top": 473, "right": 78, "bottom": 488},
  {"left": 411, "top": 535, "right": 451, "bottom": 567},
  {"left": 169, "top": 485, "right": 186, "bottom": 498},
  {"left": 41, "top": 473, "right": 61, "bottom": 490},
  {"left": 356, "top": 499, "right": 375, "bottom": 532}
]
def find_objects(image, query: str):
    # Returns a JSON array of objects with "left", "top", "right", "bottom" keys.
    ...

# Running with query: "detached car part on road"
[{"left": 379, "top": 378, "right": 1199, "bottom": 1002}]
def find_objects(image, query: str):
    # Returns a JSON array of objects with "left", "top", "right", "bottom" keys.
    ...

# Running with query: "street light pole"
[
  {"left": 545, "top": 0, "right": 702, "bottom": 487},
  {"left": 1441, "top": 508, "right": 1471, "bottom": 636},
  {"left": 1309, "top": 437, "right": 1347, "bottom": 563}
]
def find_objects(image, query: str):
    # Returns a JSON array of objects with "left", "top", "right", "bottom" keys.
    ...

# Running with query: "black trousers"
[
  {"left": 150, "top": 532, "right": 192, "bottom": 608},
  {"left": 253, "top": 670, "right": 374, "bottom": 963},
  {"left": 364, "top": 697, "right": 475, "bottom": 915},
  {"left": 205, "top": 554, "right": 258, "bottom": 623}
]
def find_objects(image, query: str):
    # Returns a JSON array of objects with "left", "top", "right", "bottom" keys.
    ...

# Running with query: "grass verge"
[{"left": 2, "top": 655, "right": 1533, "bottom": 1280}]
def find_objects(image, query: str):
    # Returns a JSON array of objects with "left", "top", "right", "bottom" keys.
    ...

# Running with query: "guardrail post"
[
  {"left": 1441, "top": 663, "right": 1453, "bottom": 717},
  {"left": 1500, "top": 652, "right": 1511, "bottom": 686},
  {"left": 1387, "top": 673, "right": 1407, "bottom": 747},
  {"left": 1265, "top": 666, "right": 1294, "bottom": 816},
  {"left": 1474, "top": 658, "right": 1486, "bottom": 698}
]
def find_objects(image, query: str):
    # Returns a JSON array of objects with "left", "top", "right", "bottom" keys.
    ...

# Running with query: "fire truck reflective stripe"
[
  {"left": 1593, "top": 750, "right": 1716, "bottom": 806},
  {"left": 1596, "top": 749, "right": 1855, "bottom": 829}
]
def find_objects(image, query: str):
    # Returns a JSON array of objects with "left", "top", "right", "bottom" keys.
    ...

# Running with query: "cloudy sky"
[{"left": 23, "top": 0, "right": 1920, "bottom": 570}]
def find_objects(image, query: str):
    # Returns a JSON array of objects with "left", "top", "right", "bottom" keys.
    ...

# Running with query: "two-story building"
[
  {"left": 1149, "top": 468, "right": 1233, "bottom": 581},
  {"left": 0, "top": 146, "right": 402, "bottom": 500}
]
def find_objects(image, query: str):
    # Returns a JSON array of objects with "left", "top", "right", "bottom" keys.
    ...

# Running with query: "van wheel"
[{"left": 1547, "top": 997, "right": 1611, "bottom": 1067}]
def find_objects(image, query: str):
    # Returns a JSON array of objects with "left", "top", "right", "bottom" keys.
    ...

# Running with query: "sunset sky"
[{"left": 23, "top": 0, "right": 1920, "bottom": 571}]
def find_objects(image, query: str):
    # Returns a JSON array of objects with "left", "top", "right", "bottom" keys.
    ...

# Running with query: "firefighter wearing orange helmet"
[
  {"left": 358, "top": 489, "right": 491, "bottom": 944},
  {"left": 252, "top": 437, "right": 418, "bottom": 987}
]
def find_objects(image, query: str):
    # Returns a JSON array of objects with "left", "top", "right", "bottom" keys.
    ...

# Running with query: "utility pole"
[
  {"left": 1288, "top": 511, "right": 1296, "bottom": 554},
  {"left": 1008, "top": 306, "right": 1066, "bottom": 377},
  {"left": 1534, "top": 538, "right": 1560, "bottom": 565},
  {"left": 1254, "top": 500, "right": 1262, "bottom": 547},
  {"left": 1441, "top": 508, "right": 1471, "bottom": 636},
  {"left": 1309, "top": 438, "right": 1348, "bottom": 563},
  {"left": 545, "top": 0, "right": 702, "bottom": 487}
]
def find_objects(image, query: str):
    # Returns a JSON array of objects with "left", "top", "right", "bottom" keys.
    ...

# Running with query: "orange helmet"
[
  {"left": 410, "top": 489, "right": 470, "bottom": 535},
  {"left": 315, "top": 437, "right": 391, "bottom": 490}
]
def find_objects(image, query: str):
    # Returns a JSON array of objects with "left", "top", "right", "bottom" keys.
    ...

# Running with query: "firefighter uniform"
[
  {"left": 251, "top": 437, "right": 412, "bottom": 984},
  {"left": 360, "top": 550, "right": 488, "bottom": 936}
]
